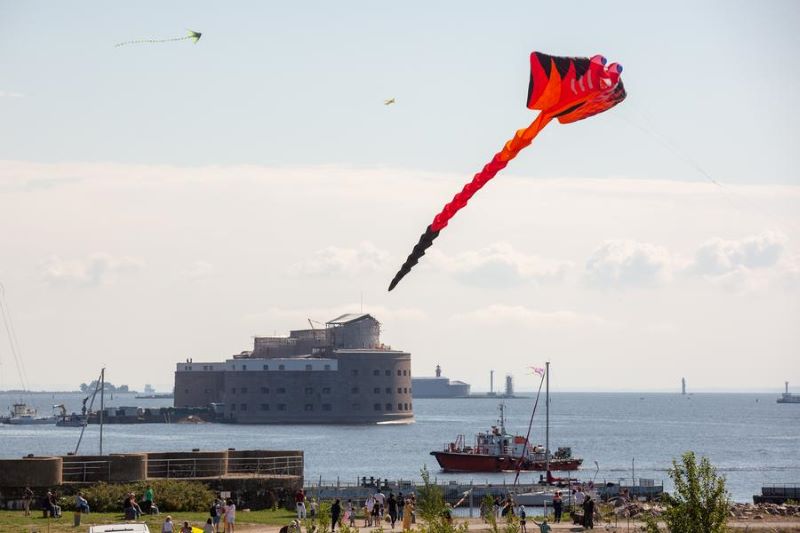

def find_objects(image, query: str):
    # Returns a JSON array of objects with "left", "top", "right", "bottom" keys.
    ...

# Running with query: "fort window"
[
  {"left": 231, "top": 404, "right": 237, "bottom": 411},
  {"left": 352, "top": 369, "right": 359, "bottom": 376},
  {"left": 304, "top": 404, "right": 314, "bottom": 411},
  {"left": 385, "top": 387, "right": 391, "bottom": 394},
  {"left": 305, "top": 364, "right": 313, "bottom": 371},
  {"left": 261, "top": 387, "right": 270, "bottom": 394},
  {"left": 240, "top": 403, "right": 247, "bottom": 411},
  {"left": 397, "top": 370, "right": 401, "bottom": 376},
  {"left": 263, "top": 364, "right": 269, "bottom": 370},
  {"left": 242, "top": 365, "right": 247, "bottom": 371},
  {"left": 373, "top": 387, "right": 380, "bottom": 394},
  {"left": 305, "top": 387, "right": 314, "bottom": 395},
  {"left": 352, "top": 403, "right": 361, "bottom": 410},
  {"left": 278, "top": 387, "right": 286, "bottom": 394},
  {"left": 278, "top": 403, "right": 287, "bottom": 411},
  {"left": 402, "top": 370, "right": 407, "bottom": 376},
  {"left": 260, "top": 403, "right": 269, "bottom": 411},
  {"left": 385, "top": 403, "right": 392, "bottom": 411},
  {"left": 241, "top": 387, "right": 248, "bottom": 393},
  {"left": 322, "top": 404, "right": 332, "bottom": 411},
  {"left": 398, "top": 403, "right": 402, "bottom": 411},
  {"left": 404, "top": 403, "right": 409, "bottom": 410},
  {"left": 397, "top": 388, "right": 402, "bottom": 393},
  {"left": 385, "top": 370, "right": 391, "bottom": 376},
  {"left": 322, "top": 387, "right": 331, "bottom": 394},
  {"left": 351, "top": 387, "right": 359, "bottom": 394},
  {"left": 279, "top": 364, "right": 286, "bottom": 371},
  {"left": 403, "top": 388, "right": 408, "bottom": 394},
  {"left": 373, "top": 369, "right": 380, "bottom": 376},
  {"left": 373, "top": 403, "right": 381, "bottom": 411}
]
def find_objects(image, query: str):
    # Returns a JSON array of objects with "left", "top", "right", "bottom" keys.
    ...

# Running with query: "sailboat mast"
[
  {"left": 99, "top": 368, "right": 105, "bottom": 455},
  {"left": 545, "top": 361, "right": 550, "bottom": 477}
]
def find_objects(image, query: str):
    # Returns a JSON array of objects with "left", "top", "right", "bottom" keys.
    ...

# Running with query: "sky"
[{"left": 0, "top": 1, "right": 798, "bottom": 392}]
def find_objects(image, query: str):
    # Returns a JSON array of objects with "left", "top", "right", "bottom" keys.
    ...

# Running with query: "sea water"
[{"left": 1, "top": 392, "right": 797, "bottom": 502}]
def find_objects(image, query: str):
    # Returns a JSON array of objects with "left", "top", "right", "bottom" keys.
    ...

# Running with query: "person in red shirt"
[{"left": 295, "top": 489, "right": 306, "bottom": 519}]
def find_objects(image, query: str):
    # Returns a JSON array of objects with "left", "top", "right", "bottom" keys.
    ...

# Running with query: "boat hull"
[{"left": 431, "top": 451, "right": 582, "bottom": 472}]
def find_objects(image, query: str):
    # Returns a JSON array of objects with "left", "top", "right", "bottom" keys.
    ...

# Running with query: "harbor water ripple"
[{"left": 1, "top": 392, "right": 798, "bottom": 502}]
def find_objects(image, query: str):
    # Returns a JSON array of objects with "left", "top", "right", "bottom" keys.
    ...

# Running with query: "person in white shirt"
[
  {"left": 162, "top": 516, "right": 174, "bottom": 533},
  {"left": 224, "top": 498, "right": 236, "bottom": 532}
]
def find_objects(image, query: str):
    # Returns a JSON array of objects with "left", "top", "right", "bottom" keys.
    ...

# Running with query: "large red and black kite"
[{"left": 388, "top": 51, "right": 626, "bottom": 291}]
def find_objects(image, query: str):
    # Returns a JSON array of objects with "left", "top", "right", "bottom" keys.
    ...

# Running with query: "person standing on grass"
[
  {"left": 552, "top": 491, "right": 563, "bottom": 523},
  {"left": 582, "top": 495, "right": 594, "bottom": 529},
  {"left": 162, "top": 516, "right": 174, "bottom": 533},
  {"left": 224, "top": 497, "right": 237, "bottom": 533},
  {"left": 331, "top": 498, "right": 342, "bottom": 532},
  {"left": 402, "top": 497, "right": 413, "bottom": 532},
  {"left": 347, "top": 499, "right": 356, "bottom": 527},
  {"left": 387, "top": 493, "right": 398, "bottom": 529},
  {"left": 23, "top": 487, "right": 33, "bottom": 516},
  {"left": 180, "top": 521, "right": 193, "bottom": 533},
  {"left": 210, "top": 498, "right": 222, "bottom": 532},
  {"left": 295, "top": 489, "right": 306, "bottom": 519}
]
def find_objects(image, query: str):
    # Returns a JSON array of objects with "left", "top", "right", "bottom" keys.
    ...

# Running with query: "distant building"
[
  {"left": 174, "top": 314, "right": 413, "bottom": 423},
  {"left": 411, "top": 365, "right": 471, "bottom": 398}
]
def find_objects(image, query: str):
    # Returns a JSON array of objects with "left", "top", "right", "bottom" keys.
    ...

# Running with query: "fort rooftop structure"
[{"left": 175, "top": 314, "right": 413, "bottom": 423}]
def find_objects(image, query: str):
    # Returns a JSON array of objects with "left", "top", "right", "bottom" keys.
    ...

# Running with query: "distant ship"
[
  {"left": 5, "top": 403, "right": 56, "bottom": 425},
  {"left": 135, "top": 384, "right": 174, "bottom": 399},
  {"left": 777, "top": 381, "right": 800, "bottom": 404}
]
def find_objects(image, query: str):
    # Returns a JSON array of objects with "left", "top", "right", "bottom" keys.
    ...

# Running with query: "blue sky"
[
  {"left": 2, "top": 1, "right": 799, "bottom": 183},
  {"left": 0, "top": 1, "right": 798, "bottom": 391}
]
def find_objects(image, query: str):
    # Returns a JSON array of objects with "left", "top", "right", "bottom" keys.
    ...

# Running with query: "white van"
[{"left": 88, "top": 525, "right": 150, "bottom": 533}]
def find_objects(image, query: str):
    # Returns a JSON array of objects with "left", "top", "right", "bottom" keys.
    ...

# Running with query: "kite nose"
[
  {"left": 607, "top": 63, "right": 623, "bottom": 83},
  {"left": 590, "top": 54, "right": 607, "bottom": 66}
]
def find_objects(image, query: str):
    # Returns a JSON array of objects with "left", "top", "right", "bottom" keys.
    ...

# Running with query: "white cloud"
[
  {"left": 41, "top": 253, "right": 143, "bottom": 287},
  {"left": 450, "top": 304, "right": 612, "bottom": 328},
  {"left": 289, "top": 242, "right": 390, "bottom": 277},
  {"left": 428, "top": 242, "right": 571, "bottom": 288},
  {"left": 181, "top": 261, "right": 214, "bottom": 281},
  {"left": 691, "top": 231, "right": 786, "bottom": 276},
  {"left": 0, "top": 90, "right": 25, "bottom": 98},
  {"left": 585, "top": 240, "right": 676, "bottom": 288},
  {"left": 244, "top": 304, "right": 427, "bottom": 331}
]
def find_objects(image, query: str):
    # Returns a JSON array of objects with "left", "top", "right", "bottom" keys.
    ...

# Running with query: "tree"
[
  {"left": 416, "top": 466, "right": 469, "bottom": 533},
  {"left": 646, "top": 451, "right": 729, "bottom": 533}
]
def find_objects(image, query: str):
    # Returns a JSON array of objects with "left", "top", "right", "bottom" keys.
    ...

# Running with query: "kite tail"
[
  {"left": 114, "top": 36, "right": 193, "bottom": 48},
  {"left": 387, "top": 225, "right": 439, "bottom": 291},
  {"left": 387, "top": 112, "right": 552, "bottom": 291}
]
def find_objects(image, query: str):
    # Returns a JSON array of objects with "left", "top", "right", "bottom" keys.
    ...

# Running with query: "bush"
[
  {"left": 644, "top": 451, "right": 729, "bottom": 533},
  {"left": 79, "top": 480, "right": 215, "bottom": 513}
]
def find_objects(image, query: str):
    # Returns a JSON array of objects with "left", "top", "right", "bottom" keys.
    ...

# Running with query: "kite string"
[
  {"left": 615, "top": 102, "right": 800, "bottom": 236},
  {"left": 431, "top": 112, "right": 552, "bottom": 232},
  {"left": 512, "top": 370, "right": 546, "bottom": 487}
]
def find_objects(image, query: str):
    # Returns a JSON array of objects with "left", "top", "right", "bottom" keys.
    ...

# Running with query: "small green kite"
[{"left": 115, "top": 30, "right": 201, "bottom": 48}]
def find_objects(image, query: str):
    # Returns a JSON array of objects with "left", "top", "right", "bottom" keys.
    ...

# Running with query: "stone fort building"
[{"left": 174, "top": 314, "right": 413, "bottom": 423}]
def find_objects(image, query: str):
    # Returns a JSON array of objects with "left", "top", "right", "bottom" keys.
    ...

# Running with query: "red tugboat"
[{"left": 430, "top": 404, "right": 582, "bottom": 472}]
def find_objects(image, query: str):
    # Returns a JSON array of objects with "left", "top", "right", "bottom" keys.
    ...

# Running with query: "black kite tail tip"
[{"left": 387, "top": 225, "right": 440, "bottom": 292}]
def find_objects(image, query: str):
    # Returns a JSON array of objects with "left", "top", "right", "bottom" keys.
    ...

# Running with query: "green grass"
[{"left": 0, "top": 508, "right": 297, "bottom": 533}]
